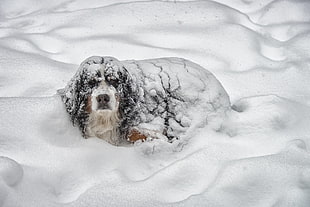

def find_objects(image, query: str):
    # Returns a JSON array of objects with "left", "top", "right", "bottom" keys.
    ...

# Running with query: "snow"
[
  {"left": 0, "top": 0, "right": 310, "bottom": 206},
  {"left": 0, "top": 157, "right": 23, "bottom": 187}
]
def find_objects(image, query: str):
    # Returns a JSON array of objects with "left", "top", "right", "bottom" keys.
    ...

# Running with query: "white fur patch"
[{"left": 86, "top": 81, "right": 120, "bottom": 145}]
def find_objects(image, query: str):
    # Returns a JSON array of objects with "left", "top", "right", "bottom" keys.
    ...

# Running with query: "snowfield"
[{"left": 1, "top": 0, "right": 310, "bottom": 206}]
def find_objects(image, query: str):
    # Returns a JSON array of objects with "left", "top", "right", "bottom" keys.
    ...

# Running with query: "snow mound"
[
  {"left": 0, "top": 156, "right": 23, "bottom": 186},
  {"left": 222, "top": 95, "right": 310, "bottom": 137},
  {"left": 181, "top": 142, "right": 310, "bottom": 207},
  {"left": 0, "top": 157, "right": 23, "bottom": 206}
]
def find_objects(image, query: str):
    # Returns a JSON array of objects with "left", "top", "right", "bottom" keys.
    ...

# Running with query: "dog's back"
[{"left": 119, "top": 57, "right": 231, "bottom": 140}]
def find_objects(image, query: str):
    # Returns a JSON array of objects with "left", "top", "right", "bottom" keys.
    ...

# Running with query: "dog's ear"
[
  {"left": 115, "top": 67, "right": 142, "bottom": 141},
  {"left": 60, "top": 59, "right": 103, "bottom": 135}
]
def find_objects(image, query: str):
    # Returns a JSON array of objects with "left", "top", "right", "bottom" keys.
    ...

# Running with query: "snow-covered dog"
[{"left": 59, "top": 56, "right": 230, "bottom": 145}]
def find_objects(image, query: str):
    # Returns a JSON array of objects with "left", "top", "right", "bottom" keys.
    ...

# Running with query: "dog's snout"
[{"left": 97, "top": 94, "right": 110, "bottom": 103}]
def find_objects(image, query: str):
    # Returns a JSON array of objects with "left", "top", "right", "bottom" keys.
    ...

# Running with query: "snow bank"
[{"left": 1, "top": 0, "right": 310, "bottom": 206}]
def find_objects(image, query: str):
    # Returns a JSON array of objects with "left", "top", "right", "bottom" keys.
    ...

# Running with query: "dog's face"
[{"left": 88, "top": 81, "right": 119, "bottom": 114}]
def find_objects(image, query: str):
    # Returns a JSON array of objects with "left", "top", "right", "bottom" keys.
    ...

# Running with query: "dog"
[{"left": 59, "top": 56, "right": 230, "bottom": 145}]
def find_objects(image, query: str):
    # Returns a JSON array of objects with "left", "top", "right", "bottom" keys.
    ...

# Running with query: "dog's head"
[{"left": 60, "top": 56, "right": 138, "bottom": 139}]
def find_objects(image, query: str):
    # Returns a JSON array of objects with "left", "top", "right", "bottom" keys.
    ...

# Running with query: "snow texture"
[
  {"left": 1, "top": 0, "right": 310, "bottom": 206},
  {"left": 0, "top": 156, "right": 23, "bottom": 186},
  {"left": 59, "top": 56, "right": 231, "bottom": 142}
]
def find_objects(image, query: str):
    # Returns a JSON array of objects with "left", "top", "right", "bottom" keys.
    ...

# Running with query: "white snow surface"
[{"left": 1, "top": 0, "right": 310, "bottom": 206}]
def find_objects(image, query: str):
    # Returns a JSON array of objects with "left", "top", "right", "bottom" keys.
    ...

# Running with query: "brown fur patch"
[{"left": 128, "top": 129, "right": 147, "bottom": 142}]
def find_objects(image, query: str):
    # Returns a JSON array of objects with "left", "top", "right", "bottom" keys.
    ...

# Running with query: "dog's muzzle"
[{"left": 96, "top": 94, "right": 111, "bottom": 110}]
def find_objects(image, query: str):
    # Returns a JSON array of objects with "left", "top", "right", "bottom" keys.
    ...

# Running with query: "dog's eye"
[
  {"left": 88, "top": 78, "right": 98, "bottom": 87},
  {"left": 107, "top": 79, "right": 118, "bottom": 88}
]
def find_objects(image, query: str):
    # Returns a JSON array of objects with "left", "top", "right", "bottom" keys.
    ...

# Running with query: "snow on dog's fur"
[{"left": 59, "top": 56, "right": 231, "bottom": 145}]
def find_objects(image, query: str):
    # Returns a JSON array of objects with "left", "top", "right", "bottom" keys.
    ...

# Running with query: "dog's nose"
[{"left": 97, "top": 94, "right": 110, "bottom": 103}]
